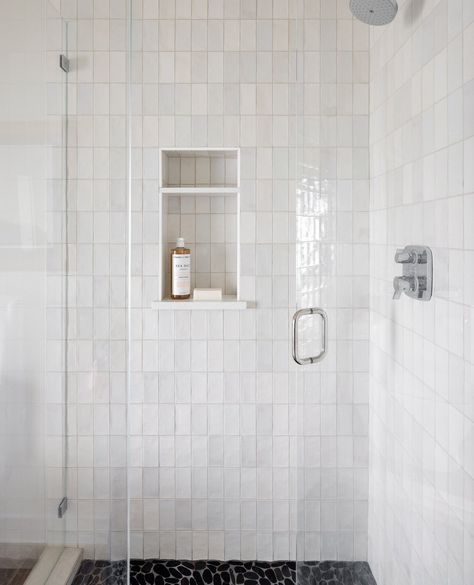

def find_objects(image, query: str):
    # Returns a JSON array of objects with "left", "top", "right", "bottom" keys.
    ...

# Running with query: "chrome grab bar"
[{"left": 292, "top": 307, "right": 328, "bottom": 365}]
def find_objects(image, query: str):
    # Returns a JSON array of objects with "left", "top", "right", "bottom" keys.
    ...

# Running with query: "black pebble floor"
[{"left": 71, "top": 559, "right": 377, "bottom": 585}]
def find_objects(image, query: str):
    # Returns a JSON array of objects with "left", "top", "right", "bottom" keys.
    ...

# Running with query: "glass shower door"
[
  {"left": 0, "top": 0, "right": 68, "bottom": 580},
  {"left": 293, "top": 0, "right": 370, "bottom": 581}
]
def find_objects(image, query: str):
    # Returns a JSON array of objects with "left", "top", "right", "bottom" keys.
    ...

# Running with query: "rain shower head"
[{"left": 349, "top": 0, "right": 398, "bottom": 25}]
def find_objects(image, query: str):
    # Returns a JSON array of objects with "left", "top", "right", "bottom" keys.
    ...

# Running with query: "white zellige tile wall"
[
  {"left": 61, "top": 0, "right": 369, "bottom": 561},
  {"left": 369, "top": 0, "right": 474, "bottom": 583}
]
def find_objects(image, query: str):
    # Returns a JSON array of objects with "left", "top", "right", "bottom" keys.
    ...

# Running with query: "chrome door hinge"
[
  {"left": 60, "top": 54, "right": 70, "bottom": 73},
  {"left": 58, "top": 496, "right": 68, "bottom": 518}
]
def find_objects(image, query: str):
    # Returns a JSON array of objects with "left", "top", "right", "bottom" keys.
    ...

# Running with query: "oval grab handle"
[{"left": 292, "top": 308, "right": 328, "bottom": 365}]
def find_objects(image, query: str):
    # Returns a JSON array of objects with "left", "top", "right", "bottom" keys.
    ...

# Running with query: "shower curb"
[{"left": 24, "top": 547, "right": 83, "bottom": 585}]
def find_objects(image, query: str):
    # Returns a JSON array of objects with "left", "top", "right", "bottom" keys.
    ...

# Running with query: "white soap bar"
[{"left": 193, "top": 288, "right": 222, "bottom": 301}]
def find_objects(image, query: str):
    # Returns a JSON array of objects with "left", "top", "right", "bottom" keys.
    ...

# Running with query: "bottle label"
[{"left": 172, "top": 253, "right": 191, "bottom": 296}]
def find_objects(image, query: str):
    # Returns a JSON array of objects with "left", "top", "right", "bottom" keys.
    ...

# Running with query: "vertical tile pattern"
[
  {"left": 369, "top": 0, "right": 474, "bottom": 583},
  {"left": 61, "top": 0, "right": 130, "bottom": 561},
  {"left": 63, "top": 0, "right": 369, "bottom": 562}
]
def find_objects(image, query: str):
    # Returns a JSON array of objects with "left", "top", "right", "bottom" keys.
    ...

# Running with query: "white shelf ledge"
[
  {"left": 160, "top": 187, "right": 238, "bottom": 195},
  {"left": 151, "top": 296, "right": 248, "bottom": 310}
]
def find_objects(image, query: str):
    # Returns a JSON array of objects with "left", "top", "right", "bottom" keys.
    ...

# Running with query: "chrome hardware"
[
  {"left": 393, "top": 245, "right": 432, "bottom": 301},
  {"left": 58, "top": 496, "right": 68, "bottom": 518},
  {"left": 393, "top": 276, "right": 414, "bottom": 299},
  {"left": 60, "top": 54, "right": 70, "bottom": 73},
  {"left": 395, "top": 248, "right": 416, "bottom": 264},
  {"left": 292, "top": 308, "right": 328, "bottom": 365}
]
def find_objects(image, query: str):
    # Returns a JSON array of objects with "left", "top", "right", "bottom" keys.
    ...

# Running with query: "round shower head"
[{"left": 349, "top": 0, "right": 398, "bottom": 25}]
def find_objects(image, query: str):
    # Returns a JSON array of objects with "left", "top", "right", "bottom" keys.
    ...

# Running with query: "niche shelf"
[
  {"left": 151, "top": 297, "right": 247, "bottom": 311},
  {"left": 153, "top": 148, "right": 247, "bottom": 310},
  {"left": 160, "top": 187, "right": 239, "bottom": 195}
]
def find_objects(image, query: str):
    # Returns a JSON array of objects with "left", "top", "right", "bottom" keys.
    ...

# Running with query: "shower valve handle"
[
  {"left": 395, "top": 248, "right": 417, "bottom": 264},
  {"left": 393, "top": 276, "right": 415, "bottom": 300}
]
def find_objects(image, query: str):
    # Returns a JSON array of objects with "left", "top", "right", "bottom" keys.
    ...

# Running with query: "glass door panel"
[
  {"left": 294, "top": 1, "right": 370, "bottom": 582},
  {"left": 0, "top": 0, "right": 68, "bottom": 580}
]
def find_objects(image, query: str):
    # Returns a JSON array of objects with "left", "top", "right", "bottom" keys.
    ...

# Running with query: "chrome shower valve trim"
[{"left": 393, "top": 245, "right": 433, "bottom": 301}]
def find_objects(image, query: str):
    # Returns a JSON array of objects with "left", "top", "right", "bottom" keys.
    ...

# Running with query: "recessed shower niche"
[{"left": 153, "top": 148, "right": 247, "bottom": 310}]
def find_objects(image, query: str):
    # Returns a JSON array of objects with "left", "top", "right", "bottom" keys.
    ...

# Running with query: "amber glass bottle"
[{"left": 170, "top": 237, "right": 191, "bottom": 299}]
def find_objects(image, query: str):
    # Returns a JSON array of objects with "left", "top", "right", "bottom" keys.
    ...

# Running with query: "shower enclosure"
[
  {"left": 1, "top": 1, "right": 471, "bottom": 585},
  {"left": 0, "top": 0, "right": 372, "bottom": 582}
]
